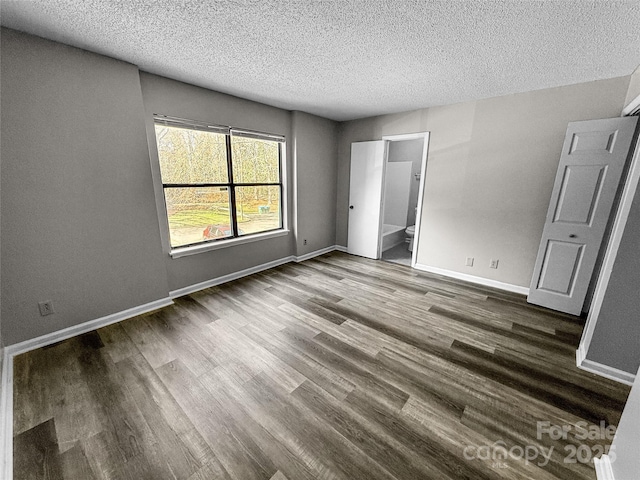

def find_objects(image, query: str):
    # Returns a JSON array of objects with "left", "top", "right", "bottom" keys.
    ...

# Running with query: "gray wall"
[
  {"left": 583, "top": 73, "right": 640, "bottom": 375},
  {"left": 1, "top": 29, "right": 339, "bottom": 345},
  {"left": 1, "top": 29, "right": 170, "bottom": 345},
  {"left": 0, "top": 26, "right": 635, "bottom": 361},
  {"left": 291, "top": 111, "right": 338, "bottom": 257},
  {"left": 337, "top": 77, "right": 630, "bottom": 288},
  {"left": 586, "top": 164, "right": 640, "bottom": 374},
  {"left": 139, "top": 73, "right": 295, "bottom": 293}
]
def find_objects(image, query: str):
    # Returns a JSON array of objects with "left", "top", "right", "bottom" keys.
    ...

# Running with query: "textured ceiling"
[{"left": 1, "top": 1, "right": 639, "bottom": 121}]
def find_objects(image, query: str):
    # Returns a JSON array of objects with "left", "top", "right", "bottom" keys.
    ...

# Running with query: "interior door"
[
  {"left": 528, "top": 116, "right": 639, "bottom": 315},
  {"left": 347, "top": 141, "right": 387, "bottom": 259}
]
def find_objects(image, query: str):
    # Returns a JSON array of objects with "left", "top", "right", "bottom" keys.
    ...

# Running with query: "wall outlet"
[
  {"left": 38, "top": 300, "right": 55, "bottom": 316},
  {"left": 490, "top": 259, "right": 499, "bottom": 269},
  {"left": 465, "top": 257, "right": 474, "bottom": 267},
  {"left": 303, "top": 239, "right": 307, "bottom": 245}
]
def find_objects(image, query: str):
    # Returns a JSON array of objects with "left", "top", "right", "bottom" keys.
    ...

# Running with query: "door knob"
[{"left": 349, "top": 205, "right": 354, "bottom": 209}]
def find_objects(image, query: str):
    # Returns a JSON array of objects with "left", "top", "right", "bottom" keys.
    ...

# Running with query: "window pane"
[
  {"left": 231, "top": 136, "right": 280, "bottom": 184},
  {"left": 164, "top": 187, "right": 232, "bottom": 247},
  {"left": 155, "top": 124, "right": 228, "bottom": 184},
  {"left": 235, "top": 186, "right": 281, "bottom": 235}
]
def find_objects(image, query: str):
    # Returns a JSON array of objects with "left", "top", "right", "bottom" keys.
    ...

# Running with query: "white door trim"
[
  {"left": 577, "top": 129, "right": 640, "bottom": 370},
  {"left": 414, "top": 262, "right": 530, "bottom": 295},
  {"left": 382, "top": 132, "right": 430, "bottom": 268},
  {"left": 594, "top": 454, "right": 616, "bottom": 480},
  {"left": 621, "top": 93, "right": 640, "bottom": 117}
]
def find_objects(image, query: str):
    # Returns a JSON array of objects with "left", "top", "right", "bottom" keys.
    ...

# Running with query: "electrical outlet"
[
  {"left": 465, "top": 257, "right": 474, "bottom": 267},
  {"left": 490, "top": 259, "right": 499, "bottom": 269},
  {"left": 38, "top": 300, "right": 55, "bottom": 316},
  {"left": 303, "top": 239, "right": 308, "bottom": 245}
]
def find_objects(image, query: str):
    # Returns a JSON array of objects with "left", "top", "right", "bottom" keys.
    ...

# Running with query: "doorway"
[
  {"left": 380, "top": 133, "right": 429, "bottom": 268},
  {"left": 346, "top": 132, "right": 429, "bottom": 265}
]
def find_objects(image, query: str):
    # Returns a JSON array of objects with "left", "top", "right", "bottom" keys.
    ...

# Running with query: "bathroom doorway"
[{"left": 380, "top": 133, "right": 429, "bottom": 268}]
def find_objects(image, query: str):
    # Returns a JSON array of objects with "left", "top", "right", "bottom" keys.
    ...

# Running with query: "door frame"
[
  {"left": 381, "top": 132, "right": 430, "bottom": 268},
  {"left": 577, "top": 124, "right": 640, "bottom": 381}
]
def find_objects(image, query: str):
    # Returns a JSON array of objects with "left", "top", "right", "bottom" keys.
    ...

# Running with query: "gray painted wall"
[
  {"left": 0, "top": 26, "right": 635, "bottom": 369},
  {"left": 586, "top": 161, "right": 640, "bottom": 374},
  {"left": 291, "top": 111, "right": 338, "bottom": 257},
  {"left": 139, "top": 73, "right": 295, "bottom": 293},
  {"left": 336, "top": 77, "right": 630, "bottom": 288},
  {"left": 1, "top": 29, "right": 339, "bottom": 345},
  {"left": 1, "top": 29, "right": 171, "bottom": 345},
  {"left": 583, "top": 73, "right": 640, "bottom": 375}
]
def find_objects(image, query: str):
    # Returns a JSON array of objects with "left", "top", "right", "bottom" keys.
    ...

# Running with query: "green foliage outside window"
[{"left": 154, "top": 121, "right": 283, "bottom": 248}]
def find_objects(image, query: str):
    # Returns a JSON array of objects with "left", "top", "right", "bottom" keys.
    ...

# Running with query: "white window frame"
[{"left": 151, "top": 115, "right": 289, "bottom": 258}]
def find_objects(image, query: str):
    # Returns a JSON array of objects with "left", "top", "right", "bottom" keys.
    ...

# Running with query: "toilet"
[{"left": 405, "top": 225, "right": 416, "bottom": 252}]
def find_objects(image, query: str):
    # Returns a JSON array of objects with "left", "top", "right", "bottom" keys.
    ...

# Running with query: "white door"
[
  {"left": 528, "top": 116, "right": 639, "bottom": 315},
  {"left": 347, "top": 141, "right": 387, "bottom": 259}
]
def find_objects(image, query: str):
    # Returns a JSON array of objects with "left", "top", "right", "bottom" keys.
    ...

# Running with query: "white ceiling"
[{"left": 1, "top": 1, "right": 639, "bottom": 121}]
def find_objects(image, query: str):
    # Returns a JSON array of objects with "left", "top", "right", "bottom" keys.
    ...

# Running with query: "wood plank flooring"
[{"left": 13, "top": 252, "right": 631, "bottom": 480}]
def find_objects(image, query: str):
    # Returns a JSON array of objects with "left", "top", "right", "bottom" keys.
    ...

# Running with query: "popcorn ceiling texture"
[{"left": 1, "top": 0, "right": 639, "bottom": 121}]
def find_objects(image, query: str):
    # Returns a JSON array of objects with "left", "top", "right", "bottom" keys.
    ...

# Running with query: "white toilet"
[{"left": 405, "top": 225, "right": 415, "bottom": 251}]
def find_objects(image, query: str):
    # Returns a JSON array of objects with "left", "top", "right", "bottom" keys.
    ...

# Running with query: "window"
[{"left": 153, "top": 116, "right": 285, "bottom": 249}]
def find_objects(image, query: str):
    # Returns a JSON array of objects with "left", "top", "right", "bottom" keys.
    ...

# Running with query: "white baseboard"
[
  {"left": 0, "top": 347, "right": 12, "bottom": 480},
  {"left": 335, "top": 245, "right": 348, "bottom": 253},
  {"left": 170, "top": 256, "right": 295, "bottom": 298},
  {"left": 576, "top": 343, "right": 587, "bottom": 367},
  {"left": 5, "top": 297, "right": 174, "bottom": 358},
  {"left": 0, "top": 296, "right": 174, "bottom": 480},
  {"left": 413, "top": 263, "right": 530, "bottom": 296},
  {"left": 0, "top": 244, "right": 344, "bottom": 479},
  {"left": 294, "top": 245, "right": 338, "bottom": 263},
  {"left": 594, "top": 454, "right": 616, "bottom": 480},
  {"left": 170, "top": 245, "right": 343, "bottom": 299},
  {"left": 576, "top": 352, "right": 635, "bottom": 386}
]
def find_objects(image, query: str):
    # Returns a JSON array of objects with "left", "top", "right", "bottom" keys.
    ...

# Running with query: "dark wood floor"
[{"left": 13, "top": 252, "right": 630, "bottom": 480}]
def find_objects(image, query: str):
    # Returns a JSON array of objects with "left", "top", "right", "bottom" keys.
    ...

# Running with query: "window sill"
[{"left": 169, "top": 229, "right": 290, "bottom": 259}]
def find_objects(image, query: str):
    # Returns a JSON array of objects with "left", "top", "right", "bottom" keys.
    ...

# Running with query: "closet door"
[
  {"left": 347, "top": 141, "right": 386, "bottom": 259},
  {"left": 528, "top": 116, "right": 638, "bottom": 315}
]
